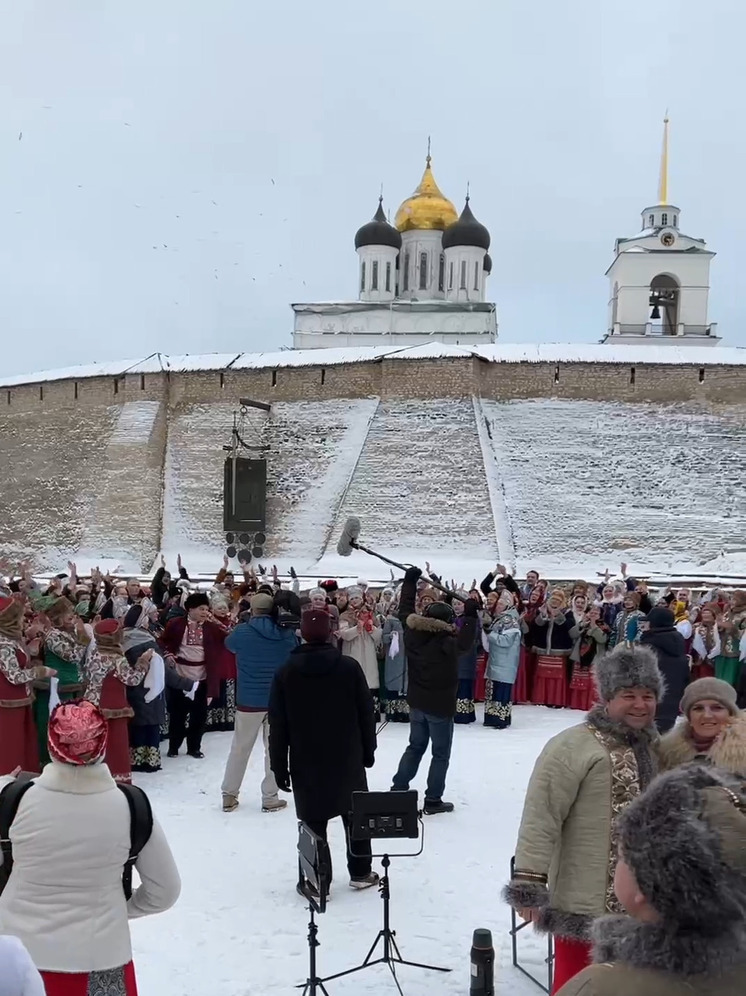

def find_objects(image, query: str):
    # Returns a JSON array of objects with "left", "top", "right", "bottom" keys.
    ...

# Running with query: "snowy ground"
[{"left": 130, "top": 706, "right": 581, "bottom": 996}]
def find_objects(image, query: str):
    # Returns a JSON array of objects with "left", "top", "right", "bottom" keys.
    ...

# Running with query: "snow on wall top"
[{"left": 3, "top": 342, "right": 746, "bottom": 387}]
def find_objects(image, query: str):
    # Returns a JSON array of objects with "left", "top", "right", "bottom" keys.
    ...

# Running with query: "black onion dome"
[
  {"left": 483, "top": 252, "right": 492, "bottom": 274},
  {"left": 354, "top": 198, "right": 402, "bottom": 250},
  {"left": 441, "top": 197, "right": 491, "bottom": 251}
]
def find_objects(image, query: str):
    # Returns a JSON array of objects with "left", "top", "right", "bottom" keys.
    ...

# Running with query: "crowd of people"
[{"left": 1, "top": 552, "right": 746, "bottom": 994}]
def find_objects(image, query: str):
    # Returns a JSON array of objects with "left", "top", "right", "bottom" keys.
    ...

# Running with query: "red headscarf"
[{"left": 48, "top": 700, "right": 108, "bottom": 766}]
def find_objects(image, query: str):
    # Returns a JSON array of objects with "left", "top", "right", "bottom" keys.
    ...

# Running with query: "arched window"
[
  {"left": 371, "top": 260, "right": 379, "bottom": 291},
  {"left": 360, "top": 261, "right": 366, "bottom": 293},
  {"left": 448, "top": 262, "right": 454, "bottom": 290},
  {"left": 403, "top": 253, "right": 410, "bottom": 291},
  {"left": 473, "top": 261, "right": 479, "bottom": 290},
  {"left": 438, "top": 253, "right": 445, "bottom": 292},
  {"left": 673, "top": 215, "right": 678, "bottom": 227},
  {"left": 419, "top": 252, "right": 428, "bottom": 290},
  {"left": 385, "top": 261, "right": 391, "bottom": 292},
  {"left": 648, "top": 214, "right": 654, "bottom": 227},
  {"left": 460, "top": 260, "right": 467, "bottom": 290},
  {"left": 661, "top": 212, "right": 668, "bottom": 226}
]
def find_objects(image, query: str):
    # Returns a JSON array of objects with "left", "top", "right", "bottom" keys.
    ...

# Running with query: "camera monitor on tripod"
[
  {"left": 349, "top": 790, "right": 419, "bottom": 841},
  {"left": 297, "top": 822, "right": 332, "bottom": 914}
]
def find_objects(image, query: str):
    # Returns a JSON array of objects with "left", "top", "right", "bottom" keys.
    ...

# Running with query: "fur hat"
[
  {"left": 184, "top": 592, "right": 209, "bottom": 612},
  {"left": 680, "top": 677, "right": 739, "bottom": 718},
  {"left": 301, "top": 608, "right": 332, "bottom": 644},
  {"left": 45, "top": 596, "right": 75, "bottom": 626},
  {"left": 320, "top": 579, "right": 339, "bottom": 594},
  {"left": 48, "top": 700, "right": 108, "bottom": 766},
  {"left": 618, "top": 765, "right": 746, "bottom": 930},
  {"left": 250, "top": 593, "right": 274, "bottom": 616},
  {"left": 592, "top": 643, "right": 663, "bottom": 703},
  {"left": 308, "top": 588, "right": 327, "bottom": 603},
  {"left": 347, "top": 586, "right": 364, "bottom": 601}
]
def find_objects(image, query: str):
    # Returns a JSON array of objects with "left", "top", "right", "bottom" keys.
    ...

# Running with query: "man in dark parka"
[{"left": 268, "top": 608, "right": 378, "bottom": 889}]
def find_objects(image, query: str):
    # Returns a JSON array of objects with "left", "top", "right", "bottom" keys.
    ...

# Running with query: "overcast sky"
[{"left": 0, "top": 0, "right": 743, "bottom": 376}]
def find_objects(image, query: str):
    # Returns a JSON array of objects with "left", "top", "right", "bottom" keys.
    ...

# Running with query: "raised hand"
[
  {"left": 223, "top": 554, "right": 230, "bottom": 569},
  {"left": 177, "top": 554, "right": 182, "bottom": 571},
  {"left": 160, "top": 553, "right": 166, "bottom": 568}
]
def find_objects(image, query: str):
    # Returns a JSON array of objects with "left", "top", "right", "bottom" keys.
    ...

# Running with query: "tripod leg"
[
  {"left": 362, "top": 930, "right": 385, "bottom": 965},
  {"left": 387, "top": 960, "right": 405, "bottom": 996}
]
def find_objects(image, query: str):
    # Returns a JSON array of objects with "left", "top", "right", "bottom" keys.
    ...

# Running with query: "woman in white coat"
[{"left": 0, "top": 700, "right": 180, "bottom": 996}]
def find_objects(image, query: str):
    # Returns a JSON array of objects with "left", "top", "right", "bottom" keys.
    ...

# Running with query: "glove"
[
  {"left": 463, "top": 598, "right": 479, "bottom": 618},
  {"left": 404, "top": 566, "right": 423, "bottom": 583},
  {"left": 275, "top": 772, "right": 291, "bottom": 793}
]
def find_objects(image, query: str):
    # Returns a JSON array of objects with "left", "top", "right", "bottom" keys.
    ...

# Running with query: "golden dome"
[{"left": 394, "top": 156, "right": 458, "bottom": 232}]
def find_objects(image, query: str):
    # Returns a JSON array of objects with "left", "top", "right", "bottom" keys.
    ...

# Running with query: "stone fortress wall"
[{"left": 1, "top": 348, "right": 745, "bottom": 574}]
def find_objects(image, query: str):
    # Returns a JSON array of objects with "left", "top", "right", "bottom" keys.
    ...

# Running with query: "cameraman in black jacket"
[{"left": 391, "top": 567, "right": 479, "bottom": 814}]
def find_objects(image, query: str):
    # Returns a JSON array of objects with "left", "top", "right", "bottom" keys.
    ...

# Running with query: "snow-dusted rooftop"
[{"left": 2, "top": 341, "right": 746, "bottom": 388}]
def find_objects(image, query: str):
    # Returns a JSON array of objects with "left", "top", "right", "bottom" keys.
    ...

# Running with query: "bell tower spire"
[{"left": 658, "top": 113, "right": 670, "bottom": 205}]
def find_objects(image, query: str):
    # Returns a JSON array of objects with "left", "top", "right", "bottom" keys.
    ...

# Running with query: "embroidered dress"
[
  {"left": 85, "top": 649, "right": 147, "bottom": 783},
  {"left": 0, "top": 636, "right": 40, "bottom": 775},
  {"left": 40, "top": 962, "right": 138, "bottom": 995},
  {"left": 512, "top": 646, "right": 534, "bottom": 705},
  {"left": 205, "top": 678, "right": 236, "bottom": 732},
  {"left": 691, "top": 624, "right": 719, "bottom": 680},
  {"left": 484, "top": 678, "right": 513, "bottom": 728},
  {"left": 715, "top": 631, "right": 741, "bottom": 687},
  {"left": 129, "top": 724, "right": 162, "bottom": 773},
  {"left": 531, "top": 654, "right": 568, "bottom": 707}
]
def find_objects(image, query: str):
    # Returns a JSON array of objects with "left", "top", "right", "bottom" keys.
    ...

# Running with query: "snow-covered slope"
[{"left": 480, "top": 399, "right": 746, "bottom": 576}]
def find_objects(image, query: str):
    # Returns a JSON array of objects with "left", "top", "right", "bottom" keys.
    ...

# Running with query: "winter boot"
[
  {"left": 262, "top": 798, "right": 288, "bottom": 813},
  {"left": 423, "top": 799, "right": 455, "bottom": 815},
  {"left": 349, "top": 872, "right": 380, "bottom": 891},
  {"left": 222, "top": 794, "right": 239, "bottom": 812}
]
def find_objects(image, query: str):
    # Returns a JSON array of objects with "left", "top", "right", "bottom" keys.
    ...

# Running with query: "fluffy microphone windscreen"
[{"left": 336, "top": 517, "right": 362, "bottom": 557}]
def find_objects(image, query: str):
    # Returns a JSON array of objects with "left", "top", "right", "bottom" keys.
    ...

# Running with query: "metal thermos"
[{"left": 470, "top": 927, "right": 494, "bottom": 995}]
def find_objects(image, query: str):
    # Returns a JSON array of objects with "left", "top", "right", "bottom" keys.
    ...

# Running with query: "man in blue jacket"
[{"left": 221, "top": 593, "right": 299, "bottom": 813}]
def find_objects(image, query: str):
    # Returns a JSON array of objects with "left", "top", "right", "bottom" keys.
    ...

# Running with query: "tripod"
[
  {"left": 300, "top": 904, "right": 330, "bottom": 996},
  {"left": 320, "top": 854, "right": 450, "bottom": 995}
]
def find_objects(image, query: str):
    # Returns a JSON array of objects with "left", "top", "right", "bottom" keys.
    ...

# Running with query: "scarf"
[{"left": 693, "top": 625, "right": 720, "bottom": 661}]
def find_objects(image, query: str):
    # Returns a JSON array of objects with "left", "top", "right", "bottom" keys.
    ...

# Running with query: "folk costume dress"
[
  {"left": 567, "top": 621, "right": 607, "bottom": 712},
  {"left": 0, "top": 596, "right": 40, "bottom": 775},
  {"left": 484, "top": 608, "right": 522, "bottom": 728},
  {"left": 691, "top": 623, "right": 719, "bottom": 680},
  {"left": 381, "top": 613, "right": 409, "bottom": 722},
  {"left": 84, "top": 623, "right": 149, "bottom": 783},
  {"left": 454, "top": 610, "right": 479, "bottom": 724},
  {"left": 529, "top": 606, "right": 574, "bottom": 708}
]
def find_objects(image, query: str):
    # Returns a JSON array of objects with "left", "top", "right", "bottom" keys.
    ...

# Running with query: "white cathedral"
[{"left": 292, "top": 121, "right": 719, "bottom": 350}]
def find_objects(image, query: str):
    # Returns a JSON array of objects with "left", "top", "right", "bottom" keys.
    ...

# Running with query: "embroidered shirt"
[
  {"left": 84, "top": 648, "right": 148, "bottom": 707},
  {"left": 176, "top": 621, "right": 206, "bottom": 681},
  {"left": 0, "top": 636, "right": 31, "bottom": 686}
]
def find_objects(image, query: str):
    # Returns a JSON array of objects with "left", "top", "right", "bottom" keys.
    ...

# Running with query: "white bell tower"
[{"left": 603, "top": 117, "right": 719, "bottom": 346}]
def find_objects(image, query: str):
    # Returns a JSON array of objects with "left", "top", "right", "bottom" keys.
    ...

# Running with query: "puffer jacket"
[
  {"left": 556, "top": 915, "right": 746, "bottom": 995},
  {"left": 225, "top": 616, "right": 298, "bottom": 710},
  {"left": 503, "top": 707, "right": 658, "bottom": 940},
  {"left": 659, "top": 712, "right": 746, "bottom": 777}
]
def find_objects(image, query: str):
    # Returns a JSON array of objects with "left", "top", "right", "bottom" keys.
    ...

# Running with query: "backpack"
[{"left": 0, "top": 778, "right": 153, "bottom": 901}]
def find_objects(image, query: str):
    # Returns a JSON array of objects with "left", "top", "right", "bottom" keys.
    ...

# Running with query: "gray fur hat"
[
  {"left": 618, "top": 765, "right": 746, "bottom": 931},
  {"left": 592, "top": 643, "right": 663, "bottom": 703}
]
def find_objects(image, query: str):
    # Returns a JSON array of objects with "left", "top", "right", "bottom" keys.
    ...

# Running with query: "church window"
[
  {"left": 113, "top": 378, "right": 118, "bottom": 395},
  {"left": 372, "top": 260, "right": 379, "bottom": 291},
  {"left": 438, "top": 254, "right": 445, "bottom": 292},
  {"left": 448, "top": 262, "right": 454, "bottom": 290},
  {"left": 140, "top": 374, "right": 146, "bottom": 390},
  {"left": 473, "top": 261, "right": 479, "bottom": 290},
  {"left": 220, "top": 371, "right": 225, "bottom": 389},
  {"left": 272, "top": 370, "right": 277, "bottom": 387},
  {"left": 360, "top": 261, "right": 366, "bottom": 292},
  {"left": 554, "top": 364, "right": 560, "bottom": 384},
  {"left": 321, "top": 368, "right": 326, "bottom": 386},
  {"left": 673, "top": 215, "right": 678, "bottom": 227},
  {"left": 6, "top": 390, "right": 10, "bottom": 405},
  {"left": 403, "top": 253, "right": 410, "bottom": 291},
  {"left": 385, "top": 261, "right": 391, "bottom": 292},
  {"left": 460, "top": 260, "right": 467, "bottom": 290},
  {"left": 648, "top": 214, "right": 654, "bottom": 227},
  {"left": 419, "top": 252, "right": 428, "bottom": 290},
  {"left": 661, "top": 212, "right": 668, "bottom": 226}
]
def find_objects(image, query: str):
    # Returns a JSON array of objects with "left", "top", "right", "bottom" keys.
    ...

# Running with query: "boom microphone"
[{"left": 336, "top": 517, "right": 362, "bottom": 557}]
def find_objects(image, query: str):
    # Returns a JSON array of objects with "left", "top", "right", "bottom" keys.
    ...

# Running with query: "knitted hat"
[
  {"left": 680, "top": 677, "right": 739, "bottom": 718},
  {"left": 618, "top": 765, "right": 746, "bottom": 930},
  {"left": 347, "top": 586, "right": 363, "bottom": 601},
  {"left": 592, "top": 643, "right": 663, "bottom": 703},
  {"left": 184, "top": 592, "right": 209, "bottom": 612},
  {"left": 46, "top": 596, "right": 75, "bottom": 626},
  {"left": 646, "top": 606, "right": 675, "bottom": 629},
  {"left": 250, "top": 593, "right": 274, "bottom": 616},
  {"left": 309, "top": 588, "right": 327, "bottom": 603},
  {"left": 301, "top": 609, "right": 332, "bottom": 644},
  {"left": 424, "top": 601, "right": 455, "bottom": 624},
  {"left": 48, "top": 700, "right": 108, "bottom": 766},
  {"left": 94, "top": 617, "right": 123, "bottom": 651}
]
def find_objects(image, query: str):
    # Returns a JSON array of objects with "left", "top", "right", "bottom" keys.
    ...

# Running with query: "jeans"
[
  {"left": 391, "top": 708, "right": 454, "bottom": 802},
  {"left": 303, "top": 814, "right": 372, "bottom": 881}
]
